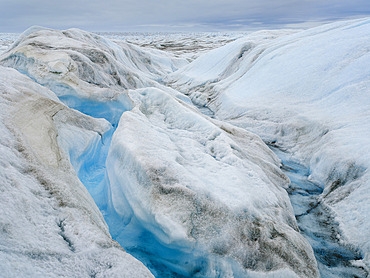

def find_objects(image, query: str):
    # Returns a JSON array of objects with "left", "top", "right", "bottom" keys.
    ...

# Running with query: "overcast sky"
[{"left": 1, "top": 0, "right": 369, "bottom": 32}]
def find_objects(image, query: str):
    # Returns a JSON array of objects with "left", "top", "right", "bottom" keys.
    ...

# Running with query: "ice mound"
[
  {"left": 0, "top": 26, "right": 187, "bottom": 102},
  {"left": 167, "top": 17, "right": 370, "bottom": 271},
  {"left": 0, "top": 66, "right": 153, "bottom": 277},
  {"left": 106, "top": 86, "right": 318, "bottom": 277}
]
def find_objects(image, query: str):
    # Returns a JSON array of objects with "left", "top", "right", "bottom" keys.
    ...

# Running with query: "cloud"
[{"left": 0, "top": 0, "right": 369, "bottom": 32}]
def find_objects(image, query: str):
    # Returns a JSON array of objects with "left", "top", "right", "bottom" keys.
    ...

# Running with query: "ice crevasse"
[{"left": 0, "top": 65, "right": 154, "bottom": 277}]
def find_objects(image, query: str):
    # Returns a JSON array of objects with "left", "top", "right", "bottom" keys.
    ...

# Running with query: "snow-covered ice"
[
  {"left": 0, "top": 33, "right": 18, "bottom": 54},
  {"left": 1, "top": 17, "right": 369, "bottom": 277},
  {"left": 1, "top": 26, "right": 318, "bottom": 277},
  {"left": 98, "top": 31, "right": 248, "bottom": 61},
  {"left": 0, "top": 27, "right": 317, "bottom": 277},
  {"left": 106, "top": 86, "right": 317, "bottom": 277},
  {"left": 0, "top": 66, "right": 153, "bottom": 277},
  {"left": 167, "top": 17, "right": 370, "bottom": 275},
  {"left": 0, "top": 26, "right": 187, "bottom": 102}
]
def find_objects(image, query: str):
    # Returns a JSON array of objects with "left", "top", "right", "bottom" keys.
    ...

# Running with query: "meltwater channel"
[
  {"left": 57, "top": 93, "right": 207, "bottom": 278},
  {"left": 269, "top": 145, "right": 367, "bottom": 278},
  {"left": 38, "top": 82, "right": 369, "bottom": 278}
]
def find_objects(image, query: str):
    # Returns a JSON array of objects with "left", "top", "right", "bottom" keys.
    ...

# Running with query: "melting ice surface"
[
  {"left": 5, "top": 51, "right": 232, "bottom": 277},
  {"left": 6, "top": 21, "right": 368, "bottom": 276},
  {"left": 10, "top": 65, "right": 367, "bottom": 277},
  {"left": 65, "top": 87, "right": 367, "bottom": 277},
  {"left": 57, "top": 85, "right": 367, "bottom": 277},
  {"left": 269, "top": 146, "right": 367, "bottom": 278},
  {"left": 56, "top": 93, "right": 185, "bottom": 277},
  {"left": 59, "top": 95, "right": 127, "bottom": 209}
]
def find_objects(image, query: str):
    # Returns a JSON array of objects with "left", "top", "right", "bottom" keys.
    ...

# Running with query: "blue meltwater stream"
[
  {"left": 269, "top": 145, "right": 367, "bottom": 278},
  {"left": 47, "top": 85, "right": 367, "bottom": 278},
  {"left": 58, "top": 94, "right": 194, "bottom": 277},
  {"left": 66, "top": 91, "right": 366, "bottom": 277}
]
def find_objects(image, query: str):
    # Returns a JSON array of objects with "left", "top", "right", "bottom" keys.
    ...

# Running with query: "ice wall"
[{"left": 0, "top": 66, "right": 153, "bottom": 277}]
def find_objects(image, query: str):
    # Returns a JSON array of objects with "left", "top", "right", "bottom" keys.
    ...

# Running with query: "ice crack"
[{"left": 57, "top": 219, "right": 75, "bottom": 252}]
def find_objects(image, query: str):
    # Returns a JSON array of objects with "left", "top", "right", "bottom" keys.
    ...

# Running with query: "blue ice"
[{"left": 55, "top": 89, "right": 209, "bottom": 277}]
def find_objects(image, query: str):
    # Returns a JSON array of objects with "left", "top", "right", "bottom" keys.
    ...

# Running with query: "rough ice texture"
[
  {"left": 167, "top": 17, "right": 370, "bottom": 271},
  {"left": 0, "top": 65, "right": 154, "bottom": 277},
  {"left": 0, "top": 27, "right": 320, "bottom": 277},
  {"left": 101, "top": 32, "right": 250, "bottom": 61},
  {"left": 0, "top": 33, "right": 18, "bottom": 54},
  {"left": 0, "top": 26, "right": 187, "bottom": 102},
  {"left": 107, "top": 87, "right": 318, "bottom": 277}
]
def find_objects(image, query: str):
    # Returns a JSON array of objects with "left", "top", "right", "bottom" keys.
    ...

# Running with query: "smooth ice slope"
[
  {"left": 106, "top": 87, "right": 318, "bottom": 277},
  {"left": 0, "top": 66, "right": 153, "bottom": 277},
  {"left": 167, "top": 17, "right": 370, "bottom": 272}
]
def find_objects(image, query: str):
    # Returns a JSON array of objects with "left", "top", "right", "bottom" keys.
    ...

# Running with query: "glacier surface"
[
  {"left": 106, "top": 86, "right": 318, "bottom": 277},
  {"left": 0, "top": 18, "right": 369, "bottom": 277},
  {"left": 167, "top": 17, "right": 370, "bottom": 276},
  {"left": 0, "top": 65, "right": 153, "bottom": 277},
  {"left": 1, "top": 26, "right": 316, "bottom": 277}
]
